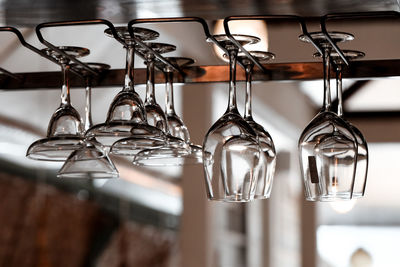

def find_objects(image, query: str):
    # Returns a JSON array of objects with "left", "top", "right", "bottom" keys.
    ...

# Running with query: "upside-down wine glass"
[
  {"left": 140, "top": 42, "right": 176, "bottom": 131},
  {"left": 110, "top": 42, "right": 176, "bottom": 157},
  {"left": 86, "top": 27, "right": 164, "bottom": 148},
  {"left": 298, "top": 32, "right": 358, "bottom": 201},
  {"left": 132, "top": 57, "right": 203, "bottom": 166},
  {"left": 58, "top": 63, "right": 119, "bottom": 179},
  {"left": 202, "top": 34, "right": 263, "bottom": 202},
  {"left": 331, "top": 50, "right": 368, "bottom": 198},
  {"left": 238, "top": 51, "right": 277, "bottom": 199},
  {"left": 26, "top": 46, "right": 89, "bottom": 161}
]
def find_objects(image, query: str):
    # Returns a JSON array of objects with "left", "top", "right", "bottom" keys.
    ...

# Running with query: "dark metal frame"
[
  {"left": 33, "top": 17, "right": 216, "bottom": 80},
  {"left": 0, "top": 12, "right": 400, "bottom": 90},
  {"left": 0, "top": 67, "right": 20, "bottom": 80},
  {"left": 127, "top": 16, "right": 227, "bottom": 77},
  {"left": 35, "top": 19, "right": 127, "bottom": 77},
  {"left": 319, "top": 11, "right": 400, "bottom": 111},
  {"left": 0, "top": 26, "right": 81, "bottom": 75},
  {"left": 321, "top": 11, "right": 400, "bottom": 66},
  {"left": 223, "top": 15, "right": 323, "bottom": 73}
]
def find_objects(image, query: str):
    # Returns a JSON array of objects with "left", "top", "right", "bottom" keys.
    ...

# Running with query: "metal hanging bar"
[
  {"left": 0, "top": 26, "right": 86, "bottom": 78},
  {"left": 35, "top": 19, "right": 156, "bottom": 74},
  {"left": 321, "top": 11, "right": 400, "bottom": 66},
  {"left": 1, "top": 12, "right": 400, "bottom": 90},
  {"left": 127, "top": 17, "right": 225, "bottom": 77},
  {"left": 35, "top": 19, "right": 126, "bottom": 77},
  {"left": 0, "top": 67, "right": 21, "bottom": 80},
  {"left": 223, "top": 15, "right": 323, "bottom": 73}
]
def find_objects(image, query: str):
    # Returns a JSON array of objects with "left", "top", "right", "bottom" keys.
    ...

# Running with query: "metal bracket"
[
  {"left": 0, "top": 26, "right": 76, "bottom": 75},
  {"left": 223, "top": 15, "right": 322, "bottom": 73},
  {"left": 35, "top": 19, "right": 125, "bottom": 77},
  {"left": 128, "top": 17, "right": 223, "bottom": 77},
  {"left": 321, "top": 11, "right": 400, "bottom": 66},
  {"left": 0, "top": 67, "right": 21, "bottom": 80}
]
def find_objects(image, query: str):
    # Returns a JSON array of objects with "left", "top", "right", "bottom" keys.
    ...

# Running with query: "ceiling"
[{"left": 1, "top": 0, "right": 399, "bottom": 26}]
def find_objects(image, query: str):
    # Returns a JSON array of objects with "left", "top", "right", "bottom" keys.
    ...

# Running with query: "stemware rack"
[{"left": 1, "top": 11, "right": 400, "bottom": 99}]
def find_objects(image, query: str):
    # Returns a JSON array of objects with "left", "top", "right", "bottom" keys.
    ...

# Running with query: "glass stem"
[
  {"left": 244, "top": 63, "right": 254, "bottom": 120},
  {"left": 322, "top": 47, "right": 331, "bottom": 112},
  {"left": 336, "top": 64, "right": 343, "bottom": 117},
  {"left": 145, "top": 54, "right": 156, "bottom": 104},
  {"left": 164, "top": 71, "right": 175, "bottom": 115},
  {"left": 84, "top": 77, "right": 93, "bottom": 131},
  {"left": 61, "top": 63, "right": 71, "bottom": 106},
  {"left": 227, "top": 48, "right": 239, "bottom": 113},
  {"left": 123, "top": 45, "right": 135, "bottom": 92}
]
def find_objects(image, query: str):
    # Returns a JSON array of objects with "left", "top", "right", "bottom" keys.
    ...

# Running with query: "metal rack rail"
[
  {"left": 0, "top": 11, "right": 399, "bottom": 90},
  {"left": 0, "top": 59, "right": 399, "bottom": 90}
]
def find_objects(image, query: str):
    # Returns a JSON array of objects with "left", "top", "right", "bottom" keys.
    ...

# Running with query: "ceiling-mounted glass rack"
[{"left": 1, "top": 11, "right": 400, "bottom": 90}]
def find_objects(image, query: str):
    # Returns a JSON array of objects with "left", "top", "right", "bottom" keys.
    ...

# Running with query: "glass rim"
[
  {"left": 57, "top": 171, "right": 119, "bottom": 179},
  {"left": 26, "top": 136, "right": 84, "bottom": 161}
]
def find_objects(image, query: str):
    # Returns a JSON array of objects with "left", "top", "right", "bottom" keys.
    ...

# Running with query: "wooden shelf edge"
[{"left": 1, "top": 59, "right": 400, "bottom": 90}]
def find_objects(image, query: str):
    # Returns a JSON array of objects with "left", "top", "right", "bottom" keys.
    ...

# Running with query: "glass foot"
[
  {"left": 299, "top": 31, "right": 354, "bottom": 47},
  {"left": 331, "top": 50, "right": 365, "bottom": 64},
  {"left": 136, "top": 42, "right": 177, "bottom": 55},
  {"left": 42, "top": 46, "right": 90, "bottom": 62},
  {"left": 237, "top": 51, "right": 275, "bottom": 65},
  {"left": 71, "top": 62, "right": 110, "bottom": 75},
  {"left": 313, "top": 49, "right": 365, "bottom": 64},
  {"left": 104, "top": 26, "right": 159, "bottom": 42},
  {"left": 212, "top": 34, "right": 261, "bottom": 49},
  {"left": 156, "top": 56, "right": 195, "bottom": 71}
]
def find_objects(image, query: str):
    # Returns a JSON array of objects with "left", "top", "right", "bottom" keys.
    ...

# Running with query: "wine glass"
[
  {"left": 298, "top": 32, "right": 358, "bottom": 201},
  {"left": 238, "top": 51, "right": 277, "bottom": 199},
  {"left": 330, "top": 50, "right": 368, "bottom": 198},
  {"left": 86, "top": 27, "right": 164, "bottom": 147},
  {"left": 57, "top": 63, "right": 119, "bottom": 179},
  {"left": 161, "top": 57, "right": 194, "bottom": 141},
  {"left": 26, "top": 46, "right": 89, "bottom": 161},
  {"left": 110, "top": 42, "right": 176, "bottom": 157},
  {"left": 139, "top": 42, "right": 176, "bottom": 132},
  {"left": 202, "top": 34, "right": 262, "bottom": 202},
  {"left": 132, "top": 57, "right": 203, "bottom": 166}
]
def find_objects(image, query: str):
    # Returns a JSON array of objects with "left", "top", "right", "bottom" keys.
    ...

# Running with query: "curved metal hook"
[
  {"left": 223, "top": 15, "right": 323, "bottom": 73},
  {"left": 321, "top": 11, "right": 400, "bottom": 66},
  {"left": 36, "top": 19, "right": 123, "bottom": 76},
  {"left": 128, "top": 17, "right": 217, "bottom": 75}
]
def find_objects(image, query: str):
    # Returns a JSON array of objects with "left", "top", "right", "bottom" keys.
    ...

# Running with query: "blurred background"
[{"left": 1, "top": 0, "right": 400, "bottom": 266}]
